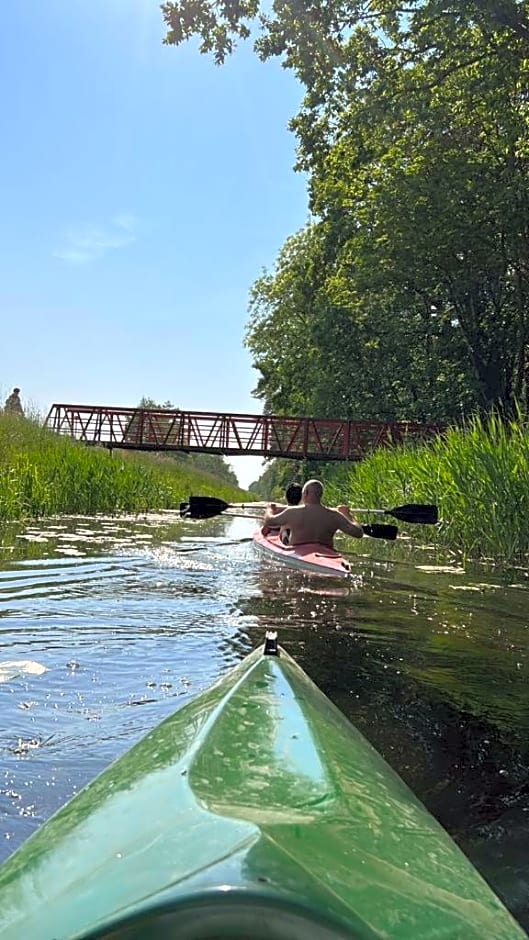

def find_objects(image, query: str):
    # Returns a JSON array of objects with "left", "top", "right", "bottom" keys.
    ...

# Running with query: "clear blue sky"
[{"left": 0, "top": 0, "right": 308, "bottom": 487}]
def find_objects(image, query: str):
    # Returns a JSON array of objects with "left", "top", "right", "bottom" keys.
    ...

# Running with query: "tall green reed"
[
  {"left": 326, "top": 410, "right": 529, "bottom": 564},
  {"left": 0, "top": 415, "right": 247, "bottom": 520}
]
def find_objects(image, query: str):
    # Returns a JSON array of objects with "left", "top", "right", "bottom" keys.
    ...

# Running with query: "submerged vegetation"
[{"left": 0, "top": 415, "right": 247, "bottom": 521}]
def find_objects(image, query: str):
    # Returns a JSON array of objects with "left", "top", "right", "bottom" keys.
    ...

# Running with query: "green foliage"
[
  {"left": 326, "top": 408, "right": 529, "bottom": 563},
  {"left": 248, "top": 458, "right": 304, "bottom": 500},
  {"left": 311, "top": 15, "right": 529, "bottom": 412},
  {"left": 0, "top": 415, "right": 248, "bottom": 521},
  {"left": 181, "top": 452, "right": 239, "bottom": 487},
  {"left": 246, "top": 223, "right": 474, "bottom": 421},
  {"left": 246, "top": 228, "right": 335, "bottom": 417},
  {"left": 164, "top": 1, "right": 529, "bottom": 420},
  {"left": 162, "top": 0, "right": 260, "bottom": 64},
  {"left": 163, "top": 0, "right": 529, "bottom": 560},
  {"left": 138, "top": 396, "right": 177, "bottom": 409}
]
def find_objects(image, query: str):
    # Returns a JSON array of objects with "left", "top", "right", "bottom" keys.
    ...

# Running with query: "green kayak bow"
[{"left": 0, "top": 633, "right": 525, "bottom": 940}]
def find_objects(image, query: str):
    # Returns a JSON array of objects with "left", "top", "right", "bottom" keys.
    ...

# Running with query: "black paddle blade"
[
  {"left": 387, "top": 504, "right": 438, "bottom": 525},
  {"left": 180, "top": 495, "right": 231, "bottom": 519},
  {"left": 362, "top": 523, "right": 398, "bottom": 541}
]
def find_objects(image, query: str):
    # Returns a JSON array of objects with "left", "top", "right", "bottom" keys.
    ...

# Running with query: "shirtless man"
[{"left": 263, "top": 479, "right": 363, "bottom": 548}]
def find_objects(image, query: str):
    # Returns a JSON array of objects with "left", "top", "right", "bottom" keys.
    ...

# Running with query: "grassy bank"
[
  {"left": 326, "top": 412, "right": 529, "bottom": 564},
  {"left": 0, "top": 415, "right": 248, "bottom": 520}
]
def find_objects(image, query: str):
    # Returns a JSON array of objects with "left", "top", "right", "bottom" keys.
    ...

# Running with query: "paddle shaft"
[
  {"left": 182, "top": 496, "right": 437, "bottom": 525},
  {"left": 173, "top": 538, "right": 254, "bottom": 553},
  {"left": 350, "top": 508, "right": 386, "bottom": 516},
  {"left": 189, "top": 510, "right": 396, "bottom": 538}
]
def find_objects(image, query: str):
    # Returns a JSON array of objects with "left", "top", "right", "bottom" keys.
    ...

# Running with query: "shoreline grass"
[
  {"left": 326, "top": 412, "right": 529, "bottom": 565},
  {"left": 5, "top": 411, "right": 526, "bottom": 564},
  {"left": 0, "top": 415, "right": 248, "bottom": 521}
]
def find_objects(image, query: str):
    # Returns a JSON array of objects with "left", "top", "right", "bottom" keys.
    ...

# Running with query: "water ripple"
[{"left": 0, "top": 512, "right": 528, "bottom": 931}]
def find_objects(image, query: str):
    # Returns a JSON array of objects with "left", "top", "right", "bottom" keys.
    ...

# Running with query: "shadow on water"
[
  {"left": 0, "top": 511, "right": 528, "bottom": 929},
  {"left": 237, "top": 545, "right": 529, "bottom": 928}
]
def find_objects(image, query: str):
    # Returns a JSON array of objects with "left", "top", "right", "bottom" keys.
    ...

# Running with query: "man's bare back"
[{"left": 263, "top": 480, "right": 363, "bottom": 548}]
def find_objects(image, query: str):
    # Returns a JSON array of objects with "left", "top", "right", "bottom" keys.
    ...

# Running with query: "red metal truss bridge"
[{"left": 45, "top": 404, "right": 443, "bottom": 462}]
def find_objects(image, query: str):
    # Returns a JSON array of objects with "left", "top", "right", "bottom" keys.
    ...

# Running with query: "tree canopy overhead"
[{"left": 162, "top": 1, "right": 529, "bottom": 419}]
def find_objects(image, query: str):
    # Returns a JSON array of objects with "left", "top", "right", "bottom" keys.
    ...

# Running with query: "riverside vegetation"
[
  {"left": 330, "top": 413, "right": 529, "bottom": 565},
  {"left": 163, "top": 2, "right": 529, "bottom": 422},
  {"left": 253, "top": 412, "right": 529, "bottom": 567},
  {"left": 160, "top": 3, "right": 529, "bottom": 566},
  {"left": 0, "top": 414, "right": 248, "bottom": 521},
  {"left": 4, "top": 409, "right": 528, "bottom": 565}
]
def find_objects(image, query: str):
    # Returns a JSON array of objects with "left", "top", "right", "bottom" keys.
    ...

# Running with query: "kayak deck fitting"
[
  {"left": 253, "top": 527, "right": 352, "bottom": 578},
  {"left": 0, "top": 633, "right": 525, "bottom": 940}
]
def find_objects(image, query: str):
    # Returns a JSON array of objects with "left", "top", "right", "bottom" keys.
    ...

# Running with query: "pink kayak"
[{"left": 253, "top": 528, "right": 351, "bottom": 578}]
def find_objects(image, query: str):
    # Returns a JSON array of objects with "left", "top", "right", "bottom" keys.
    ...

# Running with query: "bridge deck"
[{"left": 45, "top": 405, "right": 442, "bottom": 461}]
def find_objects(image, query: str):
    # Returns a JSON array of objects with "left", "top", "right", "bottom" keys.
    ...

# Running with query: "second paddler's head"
[{"left": 285, "top": 481, "right": 302, "bottom": 505}]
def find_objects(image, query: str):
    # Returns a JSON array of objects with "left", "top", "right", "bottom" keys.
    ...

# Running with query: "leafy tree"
[
  {"left": 308, "top": 9, "right": 529, "bottom": 413},
  {"left": 162, "top": 1, "right": 529, "bottom": 415},
  {"left": 246, "top": 228, "right": 331, "bottom": 417},
  {"left": 248, "top": 458, "right": 295, "bottom": 499},
  {"left": 247, "top": 223, "right": 475, "bottom": 421},
  {"left": 138, "top": 396, "right": 178, "bottom": 410}
]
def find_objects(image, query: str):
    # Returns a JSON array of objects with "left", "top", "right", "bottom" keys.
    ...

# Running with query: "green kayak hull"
[{"left": 0, "top": 637, "right": 525, "bottom": 940}]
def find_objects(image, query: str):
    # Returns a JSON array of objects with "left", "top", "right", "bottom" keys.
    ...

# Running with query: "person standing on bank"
[
  {"left": 4, "top": 388, "right": 24, "bottom": 417},
  {"left": 262, "top": 479, "right": 363, "bottom": 548}
]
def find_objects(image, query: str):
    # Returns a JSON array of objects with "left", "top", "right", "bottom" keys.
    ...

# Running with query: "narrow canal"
[{"left": 1, "top": 511, "right": 528, "bottom": 931}]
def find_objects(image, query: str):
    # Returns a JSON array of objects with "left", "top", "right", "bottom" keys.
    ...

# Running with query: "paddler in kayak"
[
  {"left": 275, "top": 481, "right": 303, "bottom": 544},
  {"left": 261, "top": 481, "right": 302, "bottom": 544},
  {"left": 262, "top": 479, "right": 363, "bottom": 549}
]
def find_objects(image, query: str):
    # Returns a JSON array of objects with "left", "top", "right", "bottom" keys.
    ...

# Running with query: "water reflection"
[{"left": 0, "top": 511, "right": 528, "bottom": 930}]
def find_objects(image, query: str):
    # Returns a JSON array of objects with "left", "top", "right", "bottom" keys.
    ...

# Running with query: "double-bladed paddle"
[
  {"left": 180, "top": 495, "right": 438, "bottom": 526},
  {"left": 179, "top": 497, "right": 398, "bottom": 540}
]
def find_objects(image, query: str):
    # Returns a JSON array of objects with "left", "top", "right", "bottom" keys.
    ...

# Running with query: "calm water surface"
[{"left": 1, "top": 511, "right": 528, "bottom": 930}]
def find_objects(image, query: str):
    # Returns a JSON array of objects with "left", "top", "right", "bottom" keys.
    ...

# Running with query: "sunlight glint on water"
[{"left": 0, "top": 511, "right": 528, "bottom": 930}]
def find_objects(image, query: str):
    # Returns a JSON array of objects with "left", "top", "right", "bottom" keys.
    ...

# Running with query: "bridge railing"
[{"left": 45, "top": 404, "right": 443, "bottom": 461}]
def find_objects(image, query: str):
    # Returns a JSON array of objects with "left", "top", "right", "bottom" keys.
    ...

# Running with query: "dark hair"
[
  {"left": 13, "top": 388, "right": 20, "bottom": 394},
  {"left": 285, "top": 482, "right": 302, "bottom": 505}
]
